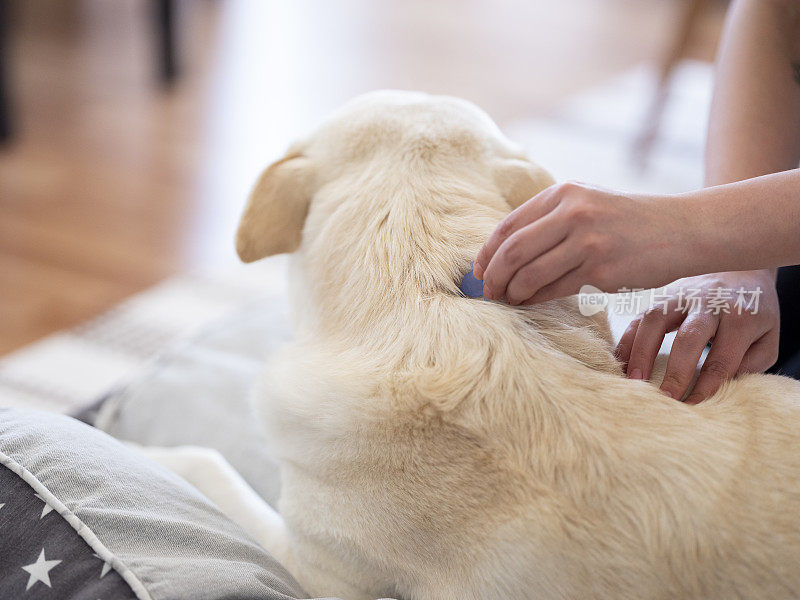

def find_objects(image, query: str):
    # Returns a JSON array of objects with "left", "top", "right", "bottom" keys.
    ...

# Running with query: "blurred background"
[{"left": 0, "top": 0, "right": 727, "bottom": 407}]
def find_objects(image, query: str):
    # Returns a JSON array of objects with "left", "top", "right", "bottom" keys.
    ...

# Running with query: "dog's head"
[
  {"left": 237, "top": 91, "right": 619, "bottom": 399},
  {"left": 235, "top": 90, "right": 554, "bottom": 265}
]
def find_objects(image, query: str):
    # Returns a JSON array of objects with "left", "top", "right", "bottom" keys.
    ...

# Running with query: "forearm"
[
  {"left": 672, "top": 169, "right": 800, "bottom": 274},
  {"left": 705, "top": 0, "right": 800, "bottom": 186}
]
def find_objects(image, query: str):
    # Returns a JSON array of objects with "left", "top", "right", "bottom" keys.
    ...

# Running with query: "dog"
[{"left": 148, "top": 91, "right": 800, "bottom": 599}]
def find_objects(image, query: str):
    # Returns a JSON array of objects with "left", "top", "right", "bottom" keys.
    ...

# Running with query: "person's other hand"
[
  {"left": 615, "top": 270, "right": 779, "bottom": 403},
  {"left": 473, "top": 182, "right": 686, "bottom": 305}
]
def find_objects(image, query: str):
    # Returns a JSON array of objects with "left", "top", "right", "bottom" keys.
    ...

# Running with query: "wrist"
[
  {"left": 670, "top": 186, "right": 769, "bottom": 277},
  {"left": 654, "top": 192, "right": 717, "bottom": 280}
]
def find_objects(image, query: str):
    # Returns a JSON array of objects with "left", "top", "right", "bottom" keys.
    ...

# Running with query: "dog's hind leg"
[{"left": 136, "top": 444, "right": 295, "bottom": 571}]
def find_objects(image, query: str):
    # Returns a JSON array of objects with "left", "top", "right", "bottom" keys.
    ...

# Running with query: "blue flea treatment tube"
[{"left": 459, "top": 262, "right": 484, "bottom": 298}]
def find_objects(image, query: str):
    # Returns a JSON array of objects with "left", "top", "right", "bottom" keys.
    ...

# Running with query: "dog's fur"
[{"left": 162, "top": 91, "right": 800, "bottom": 599}]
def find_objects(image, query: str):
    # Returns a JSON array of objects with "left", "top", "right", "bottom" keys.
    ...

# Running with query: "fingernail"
[
  {"left": 629, "top": 368, "right": 642, "bottom": 380},
  {"left": 473, "top": 262, "right": 484, "bottom": 280},
  {"left": 662, "top": 390, "right": 673, "bottom": 399},
  {"left": 684, "top": 394, "right": 702, "bottom": 405}
]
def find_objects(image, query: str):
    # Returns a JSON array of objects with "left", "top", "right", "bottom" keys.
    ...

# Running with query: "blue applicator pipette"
[{"left": 458, "top": 262, "right": 484, "bottom": 298}]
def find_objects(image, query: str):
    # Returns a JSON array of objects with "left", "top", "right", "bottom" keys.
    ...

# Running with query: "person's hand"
[
  {"left": 473, "top": 182, "right": 689, "bottom": 305},
  {"left": 615, "top": 270, "right": 780, "bottom": 403}
]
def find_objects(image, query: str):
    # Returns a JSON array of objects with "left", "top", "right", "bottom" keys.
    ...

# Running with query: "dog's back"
[{"left": 239, "top": 91, "right": 800, "bottom": 599}]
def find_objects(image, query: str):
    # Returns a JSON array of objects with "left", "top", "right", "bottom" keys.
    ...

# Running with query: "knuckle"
[
  {"left": 597, "top": 236, "right": 613, "bottom": 255},
  {"left": 518, "top": 265, "right": 540, "bottom": 289},
  {"left": 765, "top": 347, "right": 780, "bottom": 369},
  {"left": 674, "top": 333, "right": 704, "bottom": 353},
  {"left": 507, "top": 274, "right": 536, "bottom": 304},
  {"left": 661, "top": 369, "right": 688, "bottom": 389},
  {"left": 495, "top": 216, "right": 516, "bottom": 240},
  {"left": 642, "top": 307, "right": 666, "bottom": 324},
  {"left": 582, "top": 234, "right": 611, "bottom": 256},
  {"left": 505, "top": 284, "right": 528, "bottom": 306},
  {"left": 724, "top": 310, "right": 749, "bottom": 326},
  {"left": 567, "top": 200, "right": 596, "bottom": 224},
  {"left": 500, "top": 234, "right": 523, "bottom": 265},
  {"left": 752, "top": 347, "right": 779, "bottom": 373},
  {"left": 587, "top": 264, "right": 612, "bottom": 289},
  {"left": 766, "top": 310, "right": 781, "bottom": 327},
  {"left": 676, "top": 319, "right": 711, "bottom": 345},
  {"left": 628, "top": 350, "right": 652, "bottom": 368},
  {"left": 701, "top": 358, "right": 733, "bottom": 380},
  {"left": 557, "top": 180, "right": 580, "bottom": 195},
  {"left": 505, "top": 290, "right": 521, "bottom": 305}
]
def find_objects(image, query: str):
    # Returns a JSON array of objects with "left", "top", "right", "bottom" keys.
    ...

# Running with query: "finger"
[
  {"left": 504, "top": 240, "right": 584, "bottom": 305},
  {"left": 520, "top": 262, "right": 588, "bottom": 305},
  {"left": 738, "top": 328, "right": 780, "bottom": 374},
  {"left": 481, "top": 212, "right": 568, "bottom": 301},
  {"left": 474, "top": 187, "right": 561, "bottom": 280},
  {"left": 615, "top": 318, "right": 642, "bottom": 367},
  {"left": 626, "top": 300, "right": 684, "bottom": 381},
  {"left": 684, "top": 322, "right": 751, "bottom": 404},
  {"left": 659, "top": 312, "right": 717, "bottom": 401}
]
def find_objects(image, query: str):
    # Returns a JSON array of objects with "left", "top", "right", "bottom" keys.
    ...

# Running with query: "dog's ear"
[
  {"left": 493, "top": 158, "right": 555, "bottom": 210},
  {"left": 236, "top": 153, "right": 316, "bottom": 262}
]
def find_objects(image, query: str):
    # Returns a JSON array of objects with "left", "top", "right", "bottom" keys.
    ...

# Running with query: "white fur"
[{"left": 160, "top": 91, "right": 800, "bottom": 600}]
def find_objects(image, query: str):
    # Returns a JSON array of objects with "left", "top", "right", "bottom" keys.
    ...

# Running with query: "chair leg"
[
  {"left": 0, "top": 0, "right": 12, "bottom": 143},
  {"left": 154, "top": 0, "right": 178, "bottom": 86}
]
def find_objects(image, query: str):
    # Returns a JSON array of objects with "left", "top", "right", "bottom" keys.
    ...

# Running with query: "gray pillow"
[
  {"left": 0, "top": 407, "right": 319, "bottom": 600},
  {"left": 94, "top": 302, "right": 292, "bottom": 508}
]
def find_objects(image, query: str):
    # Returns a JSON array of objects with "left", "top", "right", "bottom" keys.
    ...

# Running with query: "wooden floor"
[{"left": 0, "top": 0, "right": 725, "bottom": 356}]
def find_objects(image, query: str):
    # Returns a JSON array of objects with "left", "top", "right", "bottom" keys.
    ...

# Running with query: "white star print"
[
  {"left": 33, "top": 493, "right": 53, "bottom": 518},
  {"left": 92, "top": 553, "right": 112, "bottom": 578},
  {"left": 21, "top": 548, "right": 61, "bottom": 590}
]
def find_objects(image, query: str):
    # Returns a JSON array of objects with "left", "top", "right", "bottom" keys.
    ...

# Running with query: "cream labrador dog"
[{"left": 148, "top": 91, "right": 800, "bottom": 600}]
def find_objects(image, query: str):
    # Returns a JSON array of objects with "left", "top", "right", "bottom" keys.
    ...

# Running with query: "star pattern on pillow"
[
  {"left": 22, "top": 549, "right": 61, "bottom": 590},
  {"left": 32, "top": 494, "right": 54, "bottom": 519},
  {"left": 0, "top": 464, "right": 138, "bottom": 599}
]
